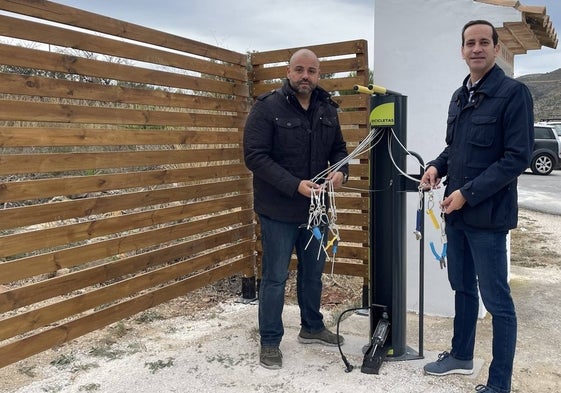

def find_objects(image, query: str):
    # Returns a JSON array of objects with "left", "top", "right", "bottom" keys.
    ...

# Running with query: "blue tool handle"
[
  {"left": 312, "top": 226, "right": 322, "bottom": 240},
  {"left": 429, "top": 241, "right": 440, "bottom": 260}
]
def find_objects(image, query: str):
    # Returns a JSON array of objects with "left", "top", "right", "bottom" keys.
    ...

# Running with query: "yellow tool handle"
[
  {"left": 427, "top": 209, "right": 440, "bottom": 229},
  {"left": 368, "top": 84, "right": 389, "bottom": 94},
  {"left": 353, "top": 84, "right": 399, "bottom": 95},
  {"left": 354, "top": 84, "right": 375, "bottom": 94}
]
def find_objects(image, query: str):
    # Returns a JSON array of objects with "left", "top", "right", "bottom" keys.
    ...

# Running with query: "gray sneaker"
[
  {"left": 260, "top": 346, "right": 282, "bottom": 369},
  {"left": 297, "top": 327, "right": 344, "bottom": 347},
  {"left": 424, "top": 351, "right": 474, "bottom": 376}
]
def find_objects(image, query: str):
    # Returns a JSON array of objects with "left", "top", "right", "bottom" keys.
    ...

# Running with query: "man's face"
[
  {"left": 461, "top": 24, "right": 499, "bottom": 78},
  {"left": 287, "top": 53, "right": 320, "bottom": 95}
]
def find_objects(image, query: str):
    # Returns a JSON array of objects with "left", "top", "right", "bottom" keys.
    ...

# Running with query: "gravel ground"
[{"left": 1, "top": 208, "right": 560, "bottom": 393}]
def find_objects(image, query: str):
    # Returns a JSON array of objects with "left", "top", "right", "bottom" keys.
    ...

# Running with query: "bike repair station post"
[{"left": 354, "top": 84, "right": 425, "bottom": 374}]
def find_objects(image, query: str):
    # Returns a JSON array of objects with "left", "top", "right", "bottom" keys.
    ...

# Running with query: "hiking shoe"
[
  {"left": 297, "top": 327, "right": 344, "bottom": 347},
  {"left": 475, "top": 385, "right": 498, "bottom": 393},
  {"left": 259, "top": 346, "right": 282, "bottom": 369},
  {"left": 424, "top": 351, "right": 474, "bottom": 376}
]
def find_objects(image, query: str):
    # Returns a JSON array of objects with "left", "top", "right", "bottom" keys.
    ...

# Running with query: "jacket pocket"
[
  {"left": 445, "top": 115, "right": 456, "bottom": 145},
  {"left": 319, "top": 115, "right": 337, "bottom": 145},
  {"left": 275, "top": 117, "right": 305, "bottom": 148},
  {"left": 462, "top": 185, "right": 513, "bottom": 229},
  {"left": 467, "top": 115, "right": 497, "bottom": 169},
  {"left": 468, "top": 115, "right": 496, "bottom": 146}
]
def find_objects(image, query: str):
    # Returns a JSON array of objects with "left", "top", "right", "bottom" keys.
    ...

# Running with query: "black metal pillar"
[{"left": 369, "top": 93, "right": 408, "bottom": 358}]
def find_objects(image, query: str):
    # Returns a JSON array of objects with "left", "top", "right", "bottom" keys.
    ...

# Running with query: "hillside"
[{"left": 517, "top": 68, "right": 561, "bottom": 122}]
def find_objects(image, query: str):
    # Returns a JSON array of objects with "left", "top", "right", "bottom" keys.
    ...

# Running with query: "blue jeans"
[
  {"left": 446, "top": 225, "right": 516, "bottom": 393},
  {"left": 258, "top": 214, "right": 327, "bottom": 347}
]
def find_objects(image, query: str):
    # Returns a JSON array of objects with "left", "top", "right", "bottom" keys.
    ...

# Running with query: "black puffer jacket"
[{"left": 243, "top": 80, "right": 348, "bottom": 223}]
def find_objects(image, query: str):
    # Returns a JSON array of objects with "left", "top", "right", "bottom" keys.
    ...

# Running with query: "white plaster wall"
[{"left": 374, "top": 0, "right": 520, "bottom": 316}]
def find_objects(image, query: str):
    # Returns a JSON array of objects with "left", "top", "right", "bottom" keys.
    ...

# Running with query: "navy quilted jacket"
[{"left": 428, "top": 65, "right": 534, "bottom": 231}]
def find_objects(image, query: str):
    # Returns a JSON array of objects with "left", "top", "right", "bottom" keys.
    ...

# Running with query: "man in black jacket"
[{"left": 244, "top": 48, "right": 349, "bottom": 370}]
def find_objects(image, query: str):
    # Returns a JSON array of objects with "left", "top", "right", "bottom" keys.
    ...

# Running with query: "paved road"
[{"left": 518, "top": 169, "right": 561, "bottom": 215}]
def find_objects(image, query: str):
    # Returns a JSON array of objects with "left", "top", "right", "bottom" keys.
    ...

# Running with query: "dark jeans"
[
  {"left": 258, "top": 214, "right": 327, "bottom": 347},
  {"left": 446, "top": 225, "right": 517, "bottom": 393}
]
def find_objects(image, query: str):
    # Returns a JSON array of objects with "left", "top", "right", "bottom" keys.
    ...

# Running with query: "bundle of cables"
[{"left": 304, "top": 127, "right": 386, "bottom": 268}]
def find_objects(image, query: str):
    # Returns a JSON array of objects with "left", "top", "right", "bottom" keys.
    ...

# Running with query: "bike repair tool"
[
  {"left": 426, "top": 189, "right": 440, "bottom": 230},
  {"left": 414, "top": 186, "right": 424, "bottom": 240},
  {"left": 429, "top": 209, "right": 447, "bottom": 269}
]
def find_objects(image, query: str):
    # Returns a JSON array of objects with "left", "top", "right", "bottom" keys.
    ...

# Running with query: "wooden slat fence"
[{"left": 0, "top": 0, "right": 370, "bottom": 368}]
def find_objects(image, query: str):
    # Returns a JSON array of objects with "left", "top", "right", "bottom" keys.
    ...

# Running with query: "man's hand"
[
  {"left": 420, "top": 166, "right": 441, "bottom": 191},
  {"left": 326, "top": 171, "right": 345, "bottom": 189},
  {"left": 440, "top": 189, "right": 466, "bottom": 213},
  {"left": 298, "top": 180, "right": 322, "bottom": 198}
]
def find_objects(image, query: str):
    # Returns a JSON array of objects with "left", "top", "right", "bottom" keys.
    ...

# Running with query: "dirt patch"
[{"left": 510, "top": 210, "right": 561, "bottom": 268}]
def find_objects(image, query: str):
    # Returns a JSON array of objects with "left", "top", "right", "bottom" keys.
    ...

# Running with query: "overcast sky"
[{"left": 49, "top": 0, "right": 561, "bottom": 77}]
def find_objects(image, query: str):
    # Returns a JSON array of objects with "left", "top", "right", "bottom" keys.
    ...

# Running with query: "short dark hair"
[{"left": 462, "top": 20, "right": 499, "bottom": 46}]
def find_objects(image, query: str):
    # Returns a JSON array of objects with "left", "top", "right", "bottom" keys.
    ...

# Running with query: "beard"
[{"left": 289, "top": 79, "right": 315, "bottom": 95}]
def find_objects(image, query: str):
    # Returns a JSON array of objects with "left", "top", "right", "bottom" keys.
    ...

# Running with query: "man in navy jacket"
[
  {"left": 421, "top": 20, "right": 533, "bottom": 393},
  {"left": 244, "top": 49, "right": 348, "bottom": 370}
]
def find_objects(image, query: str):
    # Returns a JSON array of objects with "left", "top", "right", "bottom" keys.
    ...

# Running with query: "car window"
[
  {"left": 534, "top": 127, "right": 555, "bottom": 140},
  {"left": 551, "top": 124, "right": 561, "bottom": 138}
]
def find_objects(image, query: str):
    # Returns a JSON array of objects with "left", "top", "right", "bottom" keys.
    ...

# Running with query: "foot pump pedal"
[{"left": 361, "top": 307, "right": 390, "bottom": 374}]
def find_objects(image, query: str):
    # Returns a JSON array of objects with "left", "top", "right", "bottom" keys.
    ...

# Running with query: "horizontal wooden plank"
[
  {"left": 0, "top": 73, "right": 249, "bottom": 114},
  {"left": 0, "top": 0, "right": 247, "bottom": 66},
  {"left": 251, "top": 57, "right": 368, "bottom": 82},
  {"left": 0, "top": 100, "right": 246, "bottom": 128},
  {"left": 0, "top": 147, "right": 242, "bottom": 175},
  {"left": 332, "top": 94, "right": 369, "bottom": 110},
  {"left": 0, "top": 257, "right": 250, "bottom": 368},
  {"left": 338, "top": 178, "right": 371, "bottom": 193},
  {"left": 0, "top": 238, "right": 253, "bottom": 339},
  {"left": 325, "top": 261, "right": 368, "bottom": 277},
  {"left": 0, "top": 178, "right": 253, "bottom": 230},
  {"left": 0, "top": 231, "right": 253, "bottom": 313},
  {"left": 258, "top": 243, "right": 368, "bottom": 262},
  {"left": 0, "top": 14, "right": 247, "bottom": 82},
  {"left": 339, "top": 229, "right": 369, "bottom": 244},
  {"left": 0, "top": 210, "right": 255, "bottom": 284},
  {"left": 338, "top": 110, "right": 370, "bottom": 127},
  {"left": 249, "top": 88, "right": 369, "bottom": 112},
  {"left": 250, "top": 40, "right": 367, "bottom": 65},
  {"left": 0, "top": 193, "right": 253, "bottom": 258},
  {"left": 0, "top": 164, "right": 251, "bottom": 203},
  {"left": 287, "top": 259, "right": 367, "bottom": 277},
  {"left": 337, "top": 212, "right": 369, "bottom": 227},
  {"left": 252, "top": 75, "right": 366, "bottom": 97},
  {"left": 341, "top": 126, "right": 370, "bottom": 142},
  {"left": 332, "top": 195, "right": 369, "bottom": 210},
  {"left": 254, "top": 226, "right": 369, "bottom": 244},
  {"left": 0, "top": 127, "right": 243, "bottom": 148},
  {"left": 0, "top": 44, "right": 249, "bottom": 97}
]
